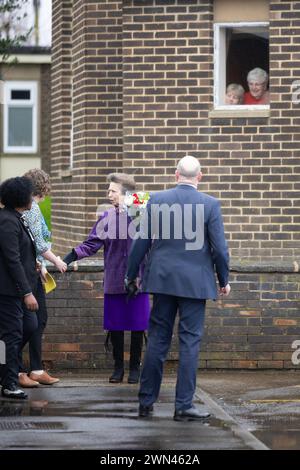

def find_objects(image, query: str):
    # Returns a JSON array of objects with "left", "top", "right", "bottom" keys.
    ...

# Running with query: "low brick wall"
[{"left": 41, "top": 260, "right": 300, "bottom": 371}]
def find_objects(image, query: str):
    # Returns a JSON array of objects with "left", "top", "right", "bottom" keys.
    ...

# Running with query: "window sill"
[
  {"left": 1, "top": 151, "right": 38, "bottom": 156},
  {"left": 209, "top": 108, "right": 270, "bottom": 118},
  {"left": 3, "top": 148, "right": 38, "bottom": 154}
]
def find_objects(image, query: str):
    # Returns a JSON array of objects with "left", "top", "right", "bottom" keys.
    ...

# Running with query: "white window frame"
[
  {"left": 214, "top": 22, "right": 269, "bottom": 110},
  {"left": 3, "top": 81, "right": 38, "bottom": 153},
  {"left": 70, "top": 78, "right": 74, "bottom": 170}
]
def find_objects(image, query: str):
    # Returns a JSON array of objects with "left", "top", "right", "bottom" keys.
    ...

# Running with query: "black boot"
[
  {"left": 128, "top": 331, "right": 143, "bottom": 384},
  {"left": 109, "top": 331, "right": 124, "bottom": 383}
]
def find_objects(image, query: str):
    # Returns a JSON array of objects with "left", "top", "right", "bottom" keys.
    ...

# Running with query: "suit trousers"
[
  {"left": 138, "top": 293, "right": 206, "bottom": 411},
  {"left": 0, "top": 295, "right": 24, "bottom": 388},
  {"left": 28, "top": 279, "right": 47, "bottom": 371},
  {"left": 18, "top": 281, "right": 44, "bottom": 373}
]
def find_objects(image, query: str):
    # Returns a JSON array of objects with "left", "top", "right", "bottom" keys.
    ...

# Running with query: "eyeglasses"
[{"left": 248, "top": 82, "right": 265, "bottom": 87}]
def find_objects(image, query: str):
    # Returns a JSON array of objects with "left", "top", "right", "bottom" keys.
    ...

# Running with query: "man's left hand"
[{"left": 124, "top": 277, "right": 139, "bottom": 301}]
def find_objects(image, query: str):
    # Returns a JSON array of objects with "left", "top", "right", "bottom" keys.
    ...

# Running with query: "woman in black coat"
[{"left": 0, "top": 177, "right": 39, "bottom": 399}]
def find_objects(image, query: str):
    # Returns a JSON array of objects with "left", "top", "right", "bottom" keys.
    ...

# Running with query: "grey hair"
[
  {"left": 177, "top": 156, "right": 201, "bottom": 178},
  {"left": 107, "top": 173, "right": 136, "bottom": 194},
  {"left": 226, "top": 83, "right": 245, "bottom": 97},
  {"left": 247, "top": 67, "right": 268, "bottom": 84}
]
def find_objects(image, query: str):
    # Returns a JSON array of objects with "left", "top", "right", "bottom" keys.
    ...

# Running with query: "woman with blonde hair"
[{"left": 18, "top": 168, "right": 67, "bottom": 388}]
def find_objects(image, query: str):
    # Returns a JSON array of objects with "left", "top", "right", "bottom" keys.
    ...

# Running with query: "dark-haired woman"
[
  {"left": 0, "top": 177, "right": 39, "bottom": 399},
  {"left": 63, "top": 173, "right": 150, "bottom": 384}
]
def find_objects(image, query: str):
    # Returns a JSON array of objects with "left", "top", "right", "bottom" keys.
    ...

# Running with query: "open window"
[
  {"left": 3, "top": 81, "right": 38, "bottom": 153},
  {"left": 214, "top": 22, "right": 269, "bottom": 109}
]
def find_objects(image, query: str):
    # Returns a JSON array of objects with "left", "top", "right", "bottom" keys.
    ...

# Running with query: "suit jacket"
[
  {"left": 0, "top": 207, "right": 38, "bottom": 297},
  {"left": 126, "top": 184, "right": 229, "bottom": 300}
]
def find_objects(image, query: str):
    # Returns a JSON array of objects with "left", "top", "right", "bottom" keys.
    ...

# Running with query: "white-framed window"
[
  {"left": 214, "top": 22, "right": 269, "bottom": 109},
  {"left": 3, "top": 81, "right": 38, "bottom": 153}
]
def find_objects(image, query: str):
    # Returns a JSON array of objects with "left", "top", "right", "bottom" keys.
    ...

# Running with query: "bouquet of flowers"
[{"left": 124, "top": 191, "right": 150, "bottom": 222}]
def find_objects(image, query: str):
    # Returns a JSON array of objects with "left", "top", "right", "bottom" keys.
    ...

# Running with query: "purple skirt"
[{"left": 104, "top": 293, "right": 151, "bottom": 331}]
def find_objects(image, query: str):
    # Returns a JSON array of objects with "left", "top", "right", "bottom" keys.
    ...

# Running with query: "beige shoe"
[
  {"left": 19, "top": 373, "right": 39, "bottom": 388},
  {"left": 30, "top": 371, "right": 60, "bottom": 385}
]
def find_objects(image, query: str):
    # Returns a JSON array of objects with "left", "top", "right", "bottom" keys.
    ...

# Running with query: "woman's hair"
[
  {"left": 247, "top": 67, "right": 268, "bottom": 84},
  {"left": 0, "top": 176, "right": 33, "bottom": 209},
  {"left": 23, "top": 168, "right": 51, "bottom": 197},
  {"left": 107, "top": 173, "right": 136, "bottom": 194},
  {"left": 226, "top": 83, "right": 245, "bottom": 98}
]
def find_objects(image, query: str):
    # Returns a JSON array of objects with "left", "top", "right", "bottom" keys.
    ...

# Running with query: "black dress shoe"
[
  {"left": 174, "top": 407, "right": 211, "bottom": 422},
  {"left": 138, "top": 404, "right": 154, "bottom": 418},
  {"left": 1, "top": 385, "right": 28, "bottom": 400},
  {"left": 109, "top": 368, "right": 124, "bottom": 384},
  {"left": 128, "top": 368, "right": 140, "bottom": 384}
]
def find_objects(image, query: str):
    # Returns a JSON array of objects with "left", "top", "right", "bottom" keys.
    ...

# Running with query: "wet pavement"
[
  {"left": 0, "top": 375, "right": 248, "bottom": 450},
  {"left": 0, "top": 371, "right": 300, "bottom": 450},
  {"left": 199, "top": 370, "right": 300, "bottom": 450}
]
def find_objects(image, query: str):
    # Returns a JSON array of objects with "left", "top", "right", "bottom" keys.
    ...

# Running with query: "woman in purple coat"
[{"left": 63, "top": 174, "right": 150, "bottom": 384}]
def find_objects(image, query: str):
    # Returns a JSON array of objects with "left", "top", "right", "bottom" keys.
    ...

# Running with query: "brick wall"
[
  {"left": 202, "top": 265, "right": 300, "bottom": 369},
  {"left": 122, "top": 0, "right": 300, "bottom": 261},
  {"left": 122, "top": 0, "right": 214, "bottom": 190},
  {"left": 48, "top": 1, "right": 300, "bottom": 370},
  {"left": 37, "top": 261, "right": 300, "bottom": 371},
  {"left": 43, "top": 265, "right": 106, "bottom": 371},
  {"left": 51, "top": 0, "right": 300, "bottom": 262},
  {"left": 51, "top": 0, "right": 124, "bottom": 254}
]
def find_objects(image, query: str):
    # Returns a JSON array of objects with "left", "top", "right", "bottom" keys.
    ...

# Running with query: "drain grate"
[{"left": 0, "top": 421, "right": 65, "bottom": 431}]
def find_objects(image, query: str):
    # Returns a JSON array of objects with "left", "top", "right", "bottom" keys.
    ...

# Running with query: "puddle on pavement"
[
  {"left": 0, "top": 399, "right": 228, "bottom": 432},
  {"left": 220, "top": 399, "right": 300, "bottom": 450},
  {"left": 254, "top": 430, "right": 300, "bottom": 450}
]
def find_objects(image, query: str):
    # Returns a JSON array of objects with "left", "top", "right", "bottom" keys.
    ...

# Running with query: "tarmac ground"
[{"left": 0, "top": 370, "right": 300, "bottom": 451}]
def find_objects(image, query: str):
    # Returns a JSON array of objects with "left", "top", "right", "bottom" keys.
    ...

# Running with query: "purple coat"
[{"left": 75, "top": 208, "right": 142, "bottom": 294}]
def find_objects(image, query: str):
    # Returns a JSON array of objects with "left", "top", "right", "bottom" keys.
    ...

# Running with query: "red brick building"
[{"left": 47, "top": 0, "right": 300, "bottom": 371}]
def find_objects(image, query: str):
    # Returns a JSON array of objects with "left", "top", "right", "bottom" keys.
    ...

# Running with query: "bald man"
[{"left": 126, "top": 156, "right": 230, "bottom": 421}]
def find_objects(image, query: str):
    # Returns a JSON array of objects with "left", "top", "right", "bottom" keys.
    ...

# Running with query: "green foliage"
[
  {"left": 0, "top": 0, "right": 31, "bottom": 62},
  {"left": 39, "top": 196, "right": 51, "bottom": 232}
]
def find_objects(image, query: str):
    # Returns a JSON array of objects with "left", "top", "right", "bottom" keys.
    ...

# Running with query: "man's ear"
[
  {"left": 197, "top": 172, "right": 203, "bottom": 182},
  {"left": 175, "top": 170, "right": 180, "bottom": 181}
]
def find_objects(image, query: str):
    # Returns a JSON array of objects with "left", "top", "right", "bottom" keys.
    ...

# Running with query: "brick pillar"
[
  {"left": 51, "top": 0, "right": 123, "bottom": 255},
  {"left": 51, "top": 0, "right": 74, "bottom": 252}
]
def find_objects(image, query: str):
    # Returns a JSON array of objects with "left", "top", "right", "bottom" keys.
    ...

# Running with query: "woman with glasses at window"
[{"left": 244, "top": 67, "right": 270, "bottom": 105}]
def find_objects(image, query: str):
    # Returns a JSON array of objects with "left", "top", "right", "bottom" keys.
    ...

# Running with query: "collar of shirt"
[{"left": 177, "top": 182, "right": 198, "bottom": 189}]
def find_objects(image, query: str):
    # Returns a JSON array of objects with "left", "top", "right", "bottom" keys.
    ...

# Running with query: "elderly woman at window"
[{"left": 244, "top": 67, "right": 270, "bottom": 105}]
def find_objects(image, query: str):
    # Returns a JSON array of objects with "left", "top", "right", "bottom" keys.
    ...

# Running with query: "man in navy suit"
[{"left": 125, "top": 156, "right": 230, "bottom": 421}]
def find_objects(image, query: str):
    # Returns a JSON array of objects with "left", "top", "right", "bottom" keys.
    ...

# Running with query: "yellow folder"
[{"left": 43, "top": 272, "right": 56, "bottom": 294}]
